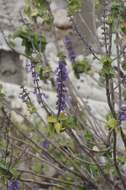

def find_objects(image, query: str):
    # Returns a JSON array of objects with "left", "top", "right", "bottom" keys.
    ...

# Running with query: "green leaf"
[
  {"left": 48, "top": 115, "right": 57, "bottom": 123},
  {"left": 35, "top": 65, "right": 51, "bottom": 80},
  {"left": 26, "top": 102, "right": 37, "bottom": 114},
  {"left": 31, "top": 9, "right": 39, "bottom": 17},
  {"left": 0, "top": 161, "right": 20, "bottom": 179},
  {"left": 54, "top": 122, "right": 62, "bottom": 133},
  {"left": 100, "top": 56, "right": 112, "bottom": 65},
  {"left": 0, "top": 85, "right": 5, "bottom": 97},
  {"left": 32, "top": 162, "right": 42, "bottom": 174},
  {"left": 100, "top": 56, "right": 114, "bottom": 78},
  {"left": 111, "top": 2, "right": 122, "bottom": 17},
  {"left": 63, "top": 116, "right": 77, "bottom": 129},
  {"left": 0, "top": 161, "right": 12, "bottom": 178},
  {"left": 13, "top": 27, "right": 46, "bottom": 55},
  {"left": 106, "top": 118, "right": 118, "bottom": 129},
  {"left": 122, "top": 61, "right": 126, "bottom": 71},
  {"left": 58, "top": 112, "right": 68, "bottom": 121},
  {"left": 67, "top": 0, "right": 82, "bottom": 14},
  {"left": 73, "top": 59, "right": 91, "bottom": 78},
  {"left": 84, "top": 131, "right": 93, "bottom": 142}
]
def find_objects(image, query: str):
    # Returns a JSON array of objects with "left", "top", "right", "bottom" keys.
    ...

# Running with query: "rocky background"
[
  {"left": 0, "top": 1, "right": 126, "bottom": 190},
  {"left": 1, "top": 0, "right": 121, "bottom": 152},
  {"left": 0, "top": 0, "right": 108, "bottom": 119}
]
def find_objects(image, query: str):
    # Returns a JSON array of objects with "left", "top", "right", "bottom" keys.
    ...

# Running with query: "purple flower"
[
  {"left": 36, "top": 92, "right": 43, "bottom": 104},
  {"left": 64, "top": 36, "right": 76, "bottom": 63},
  {"left": 32, "top": 71, "right": 40, "bottom": 83},
  {"left": 25, "top": 62, "right": 35, "bottom": 73},
  {"left": 31, "top": 64, "right": 46, "bottom": 105},
  {"left": 118, "top": 106, "right": 126, "bottom": 121},
  {"left": 25, "top": 62, "right": 32, "bottom": 73},
  {"left": 56, "top": 60, "right": 68, "bottom": 116},
  {"left": 42, "top": 139, "right": 49, "bottom": 149},
  {"left": 19, "top": 86, "right": 30, "bottom": 103},
  {"left": 41, "top": 139, "right": 50, "bottom": 158},
  {"left": 8, "top": 180, "right": 19, "bottom": 190}
]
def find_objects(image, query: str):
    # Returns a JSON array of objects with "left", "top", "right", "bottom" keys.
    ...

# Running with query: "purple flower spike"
[
  {"left": 32, "top": 71, "right": 40, "bottom": 83},
  {"left": 19, "top": 86, "right": 30, "bottom": 103},
  {"left": 118, "top": 106, "right": 126, "bottom": 121},
  {"left": 42, "top": 139, "right": 49, "bottom": 149},
  {"left": 56, "top": 59, "right": 68, "bottom": 116},
  {"left": 25, "top": 61, "right": 35, "bottom": 73},
  {"left": 25, "top": 63, "right": 31, "bottom": 73},
  {"left": 64, "top": 36, "right": 76, "bottom": 63},
  {"left": 8, "top": 180, "right": 19, "bottom": 190},
  {"left": 41, "top": 139, "right": 50, "bottom": 158},
  {"left": 36, "top": 92, "right": 43, "bottom": 104}
]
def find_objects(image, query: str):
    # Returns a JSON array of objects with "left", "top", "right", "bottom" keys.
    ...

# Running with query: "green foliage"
[
  {"left": 105, "top": 113, "right": 118, "bottom": 130},
  {"left": 100, "top": 56, "right": 112, "bottom": 66},
  {"left": 100, "top": 56, "right": 114, "bottom": 78},
  {"left": 24, "top": 0, "right": 52, "bottom": 23},
  {"left": 0, "top": 86, "right": 5, "bottom": 111},
  {"left": 26, "top": 102, "right": 37, "bottom": 114},
  {"left": 73, "top": 59, "right": 91, "bottom": 78},
  {"left": 57, "top": 52, "right": 66, "bottom": 60},
  {"left": 0, "top": 160, "right": 20, "bottom": 179},
  {"left": 121, "top": 23, "right": 126, "bottom": 35},
  {"left": 84, "top": 131, "right": 93, "bottom": 141},
  {"left": 111, "top": 2, "right": 122, "bottom": 17},
  {"left": 106, "top": 15, "right": 114, "bottom": 26},
  {"left": 47, "top": 115, "right": 64, "bottom": 134},
  {"left": 0, "top": 85, "right": 5, "bottom": 98},
  {"left": 32, "top": 161, "right": 43, "bottom": 174},
  {"left": 67, "top": 0, "right": 82, "bottom": 14},
  {"left": 95, "top": 0, "right": 101, "bottom": 8},
  {"left": 63, "top": 115, "right": 77, "bottom": 129},
  {"left": 84, "top": 131, "right": 94, "bottom": 148},
  {"left": 117, "top": 155, "right": 126, "bottom": 165},
  {"left": 13, "top": 26, "right": 46, "bottom": 56},
  {"left": 0, "top": 85, "right": 6, "bottom": 110},
  {"left": 47, "top": 113, "right": 77, "bottom": 134},
  {"left": 35, "top": 64, "right": 51, "bottom": 81},
  {"left": 79, "top": 155, "right": 100, "bottom": 179},
  {"left": 1, "top": 0, "right": 126, "bottom": 189},
  {"left": 122, "top": 61, "right": 126, "bottom": 71}
]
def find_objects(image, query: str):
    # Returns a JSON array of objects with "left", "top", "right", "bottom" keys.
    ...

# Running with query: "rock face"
[
  {"left": 50, "top": 0, "right": 72, "bottom": 29},
  {"left": 53, "top": 9, "right": 72, "bottom": 29},
  {"left": 0, "top": 0, "right": 108, "bottom": 120},
  {"left": 71, "top": 0, "right": 101, "bottom": 54},
  {"left": 0, "top": 0, "right": 24, "bottom": 30},
  {"left": 0, "top": 50, "right": 23, "bottom": 84},
  {"left": 0, "top": 0, "right": 25, "bottom": 85}
]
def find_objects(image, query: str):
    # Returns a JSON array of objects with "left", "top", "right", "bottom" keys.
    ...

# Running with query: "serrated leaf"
[
  {"left": 0, "top": 161, "right": 12, "bottom": 178},
  {"left": 27, "top": 103, "right": 37, "bottom": 114},
  {"left": 48, "top": 116, "right": 57, "bottom": 123},
  {"left": 0, "top": 160, "right": 20, "bottom": 178},
  {"left": 31, "top": 9, "right": 39, "bottom": 17},
  {"left": 106, "top": 118, "right": 118, "bottom": 129},
  {"left": 54, "top": 122, "right": 62, "bottom": 133}
]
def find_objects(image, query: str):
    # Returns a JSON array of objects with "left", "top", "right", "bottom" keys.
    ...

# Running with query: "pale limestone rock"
[
  {"left": 50, "top": 0, "right": 66, "bottom": 12},
  {"left": 0, "top": 31, "right": 11, "bottom": 51},
  {"left": 50, "top": 0, "right": 71, "bottom": 29},
  {"left": 0, "top": 0, "right": 24, "bottom": 30},
  {"left": 53, "top": 9, "right": 72, "bottom": 29}
]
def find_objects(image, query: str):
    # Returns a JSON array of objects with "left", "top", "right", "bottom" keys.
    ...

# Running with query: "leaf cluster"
[
  {"left": 73, "top": 59, "right": 91, "bottom": 78},
  {"left": 13, "top": 26, "right": 46, "bottom": 56}
]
